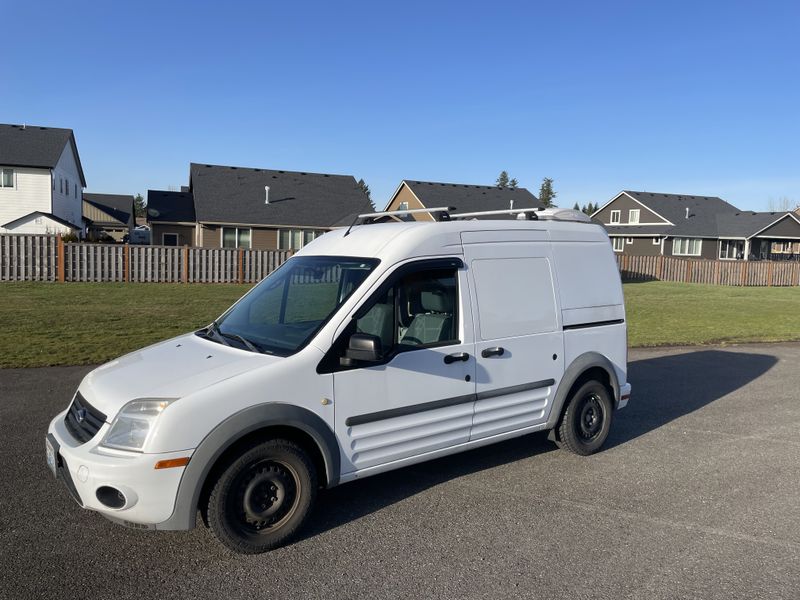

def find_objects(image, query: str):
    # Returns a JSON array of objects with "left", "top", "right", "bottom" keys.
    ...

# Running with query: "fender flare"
[
  {"left": 156, "top": 403, "right": 340, "bottom": 531},
  {"left": 545, "top": 352, "right": 621, "bottom": 431}
]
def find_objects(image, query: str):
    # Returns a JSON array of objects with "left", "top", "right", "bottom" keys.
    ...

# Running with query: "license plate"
[{"left": 45, "top": 436, "right": 57, "bottom": 477}]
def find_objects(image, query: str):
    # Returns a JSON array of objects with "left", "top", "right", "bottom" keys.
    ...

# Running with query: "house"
[
  {"left": 83, "top": 193, "right": 135, "bottom": 242},
  {"left": 147, "top": 163, "right": 372, "bottom": 249},
  {"left": 593, "top": 190, "right": 800, "bottom": 261},
  {"left": 383, "top": 180, "right": 542, "bottom": 219},
  {"left": 0, "top": 123, "right": 86, "bottom": 235}
]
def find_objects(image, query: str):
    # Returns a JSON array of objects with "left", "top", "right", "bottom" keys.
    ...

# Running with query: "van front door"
[
  {"left": 329, "top": 260, "right": 476, "bottom": 475},
  {"left": 462, "top": 234, "right": 564, "bottom": 441}
]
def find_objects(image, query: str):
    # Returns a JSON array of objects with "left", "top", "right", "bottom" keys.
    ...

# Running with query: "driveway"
[{"left": 1, "top": 344, "right": 798, "bottom": 599}]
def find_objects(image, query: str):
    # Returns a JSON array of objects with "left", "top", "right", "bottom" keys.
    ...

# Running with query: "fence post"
[
  {"left": 182, "top": 246, "right": 189, "bottom": 283},
  {"left": 123, "top": 245, "right": 130, "bottom": 282},
  {"left": 57, "top": 235, "right": 65, "bottom": 282},
  {"left": 238, "top": 248, "right": 244, "bottom": 284}
]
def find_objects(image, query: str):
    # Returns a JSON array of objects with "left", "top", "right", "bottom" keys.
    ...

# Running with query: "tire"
[
  {"left": 207, "top": 439, "right": 317, "bottom": 554},
  {"left": 556, "top": 380, "right": 613, "bottom": 456}
]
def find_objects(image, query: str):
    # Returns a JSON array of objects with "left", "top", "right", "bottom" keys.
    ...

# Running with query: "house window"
[
  {"left": 673, "top": 238, "right": 702, "bottom": 256},
  {"left": 629, "top": 209, "right": 640, "bottom": 224},
  {"left": 222, "top": 227, "right": 252, "bottom": 249},
  {"left": 626, "top": 237, "right": 633, "bottom": 245},
  {"left": 609, "top": 210, "right": 621, "bottom": 224},
  {"left": 612, "top": 237, "right": 624, "bottom": 252},
  {"left": 652, "top": 237, "right": 660, "bottom": 245},
  {"left": 398, "top": 201, "right": 409, "bottom": 212},
  {"left": 278, "top": 229, "right": 318, "bottom": 250},
  {"left": 719, "top": 240, "right": 744, "bottom": 259},
  {"left": 1, "top": 168, "right": 13, "bottom": 188},
  {"left": 163, "top": 233, "right": 179, "bottom": 246}
]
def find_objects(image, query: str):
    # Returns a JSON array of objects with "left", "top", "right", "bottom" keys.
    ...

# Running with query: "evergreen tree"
[
  {"left": 496, "top": 171, "right": 509, "bottom": 188},
  {"left": 509, "top": 178, "right": 518, "bottom": 190},
  {"left": 538, "top": 177, "right": 557, "bottom": 208},
  {"left": 133, "top": 193, "right": 146, "bottom": 218},
  {"left": 573, "top": 202, "right": 580, "bottom": 211},
  {"left": 356, "top": 178, "right": 371, "bottom": 199}
]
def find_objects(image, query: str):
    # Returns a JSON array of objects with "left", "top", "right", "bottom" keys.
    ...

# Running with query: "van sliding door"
[{"left": 462, "top": 234, "right": 564, "bottom": 441}]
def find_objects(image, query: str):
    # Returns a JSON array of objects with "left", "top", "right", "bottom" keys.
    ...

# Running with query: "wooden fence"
[
  {"left": 616, "top": 254, "right": 800, "bottom": 286},
  {"left": 3, "top": 234, "right": 800, "bottom": 286},
  {"left": 1, "top": 234, "right": 291, "bottom": 283}
]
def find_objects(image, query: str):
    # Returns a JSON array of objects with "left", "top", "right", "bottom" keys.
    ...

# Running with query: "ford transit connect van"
[{"left": 45, "top": 207, "right": 631, "bottom": 553}]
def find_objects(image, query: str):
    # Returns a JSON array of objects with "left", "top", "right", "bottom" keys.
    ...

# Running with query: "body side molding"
[{"left": 156, "top": 403, "right": 339, "bottom": 531}]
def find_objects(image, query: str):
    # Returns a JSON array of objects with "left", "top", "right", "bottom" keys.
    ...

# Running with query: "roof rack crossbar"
[
  {"left": 358, "top": 206, "right": 455, "bottom": 220},
  {"left": 344, "top": 206, "right": 455, "bottom": 236},
  {"left": 450, "top": 208, "right": 543, "bottom": 220}
]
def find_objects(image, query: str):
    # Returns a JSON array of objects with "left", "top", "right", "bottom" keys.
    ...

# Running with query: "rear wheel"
[
  {"left": 207, "top": 439, "right": 317, "bottom": 553},
  {"left": 556, "top": 380, "right": 613, "bottom": 455}
]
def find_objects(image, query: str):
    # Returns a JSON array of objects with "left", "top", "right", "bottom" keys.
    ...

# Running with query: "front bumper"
[
  {"left": 617, "top": 382, "right": 631, "bottom": 409},
  {"left": 46, "top": 409, "right": 193, "bottom": 527}
]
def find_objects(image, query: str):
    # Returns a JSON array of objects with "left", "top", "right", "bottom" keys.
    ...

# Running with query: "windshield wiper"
[
  {"left": 200, "top": 321, "right": 230, "bottom": 346},
  {"left": 222, "top": 332, "right": 262, "bottom": 354}
]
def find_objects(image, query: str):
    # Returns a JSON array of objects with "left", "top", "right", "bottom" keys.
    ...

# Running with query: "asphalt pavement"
[{"left": 1, "top": 344, "right": 798, "bottom": 600}]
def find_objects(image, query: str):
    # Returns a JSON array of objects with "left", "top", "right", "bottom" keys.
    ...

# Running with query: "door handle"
[
  {"left": 481, "top": 347, "right": 505, "bottom": 358},
  {"left": 443, "top": 352, "right": 470, "bottom": 364}
]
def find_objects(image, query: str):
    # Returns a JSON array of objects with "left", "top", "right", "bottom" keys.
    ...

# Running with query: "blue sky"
[{"left": 2, "top": 0, "right": 798, "bottom": 210}]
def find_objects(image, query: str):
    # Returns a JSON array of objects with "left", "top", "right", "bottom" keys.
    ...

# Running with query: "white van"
[{"left": 46, "top": 207, "right": 631, "bottom": 553}]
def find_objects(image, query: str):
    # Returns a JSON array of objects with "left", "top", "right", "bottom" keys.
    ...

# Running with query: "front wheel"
[
  {"left": 207, "top": 439, "right": 317, "bottom": 553},
  {"left": 556, "top": 380, "right": 613, "bottom": 455}
]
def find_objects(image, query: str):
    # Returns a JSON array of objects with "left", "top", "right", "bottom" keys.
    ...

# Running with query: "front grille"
[{"left": 64, "top": 392, "right": 107, "bottom": 444}]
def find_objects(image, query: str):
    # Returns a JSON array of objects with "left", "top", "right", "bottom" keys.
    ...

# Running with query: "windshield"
[{"left": 214, "top": 256, "right": 379, "bottom": 356}]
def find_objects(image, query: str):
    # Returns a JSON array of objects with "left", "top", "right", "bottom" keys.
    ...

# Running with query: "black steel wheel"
[
  {"left": 556, "top": 380, "right": 613, "bottom": 455},
  {"left": 208, "top": 439, "right": 317, "bottom": 553}
]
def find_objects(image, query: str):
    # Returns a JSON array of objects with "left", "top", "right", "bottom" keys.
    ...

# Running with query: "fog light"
[
  {"left": 96, "top": 486, "right": 126, "bottom": 509},
  {"left": 77, "top": 465, "right": 89, "bottom": 482}
]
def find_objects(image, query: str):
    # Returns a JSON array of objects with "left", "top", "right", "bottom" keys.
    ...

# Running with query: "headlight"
[{"left": 101, "top": 399, "right": 175, "bottom": 452}]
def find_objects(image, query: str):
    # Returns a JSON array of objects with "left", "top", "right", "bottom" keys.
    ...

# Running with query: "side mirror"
[{"left": 341, "top": 333, "right": 382, "bottom": 366}]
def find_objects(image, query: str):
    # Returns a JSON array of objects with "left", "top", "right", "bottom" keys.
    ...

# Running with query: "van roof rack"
[
  {"left": 452, "top": 207, "right": 593, "bottom": 223},
  {"left": 344, "top": 207, "right": 454, "bottom": 236},
  {"left": 342, "top": 207, "right": 592, "bottom": 236},
  {"left": 450, "top": 208, "right": 543, "bottom": 220}
]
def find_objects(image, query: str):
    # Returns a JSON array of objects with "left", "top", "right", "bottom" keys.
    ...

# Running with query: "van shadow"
[
  {"left": 605, "top": 349, "right": 777, "bottom": 448},
  {"left": 300, "top": 349, "right": 777, "bottom": 542}
]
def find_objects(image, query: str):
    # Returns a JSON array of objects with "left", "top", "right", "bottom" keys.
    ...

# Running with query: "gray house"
[
  {"left": 147, "top": 163, "right": 373, "bottom": 249},
  {"left": 593, "top": 191, "right": 800, "bottom": 261}
]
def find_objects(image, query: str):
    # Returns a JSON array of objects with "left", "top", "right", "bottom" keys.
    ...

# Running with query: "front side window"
[
  {"left": 215, "top": 256, "right": 378, "bottom": 356},
  {"left": 353, "top": 268, "right": 458, "bottom": 358},
  {"left": 1, "top": 168, "right": 13, "bottom": 188},
  {"left": 673, "top": 238, "right": 702, "bottom": 256},
  {"left": 221, "top": 227, "right": 252, "bottom": 248},
  {"left": 612, "top": 237, "right": 624, "bottom": 252},
  {"left": 609, "top": 210, "right": 621, "bottom": 224},
  {"left": 629, "top": 209, "right": 640, "bottom": 224}
]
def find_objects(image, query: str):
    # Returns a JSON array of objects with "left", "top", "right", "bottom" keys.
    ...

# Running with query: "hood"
[{"left": 79, "top": 332, "right": 279, "bottom": 418}]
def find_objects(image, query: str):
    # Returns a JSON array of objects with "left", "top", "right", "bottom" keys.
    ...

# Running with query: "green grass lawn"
[
  {"left": 624, "top": 281, "right": 800, "bottom": 347},
  {"left": 1, "top": 281, "right": 798, "bottom": 368}
]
